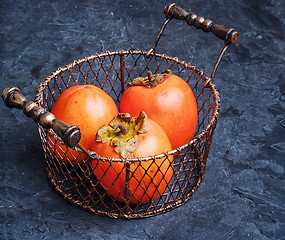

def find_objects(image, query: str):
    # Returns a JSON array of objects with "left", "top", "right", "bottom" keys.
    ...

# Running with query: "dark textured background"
[{"left": 1, "top": 0, "right": 284, "bottom": 239}]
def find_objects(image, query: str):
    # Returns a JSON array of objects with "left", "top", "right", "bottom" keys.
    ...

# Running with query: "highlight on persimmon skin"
[
  {"left": 48, "top": 84, "right": 119, "bottom": 164},
  {"left": 90, "top": 111, "right": 174, "bottom": 204},
  {"left": 119, "top": 69, "right": 198, "bottom": 149}
]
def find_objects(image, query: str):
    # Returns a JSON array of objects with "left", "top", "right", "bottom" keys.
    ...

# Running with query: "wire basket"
[{"left": 2, "top": 3, "right": 238, "bottom": 218}]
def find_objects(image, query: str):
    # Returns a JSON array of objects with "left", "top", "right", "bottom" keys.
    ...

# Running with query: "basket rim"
[{"left": 35, "top": 50, "right": 221, "bottom": 163}]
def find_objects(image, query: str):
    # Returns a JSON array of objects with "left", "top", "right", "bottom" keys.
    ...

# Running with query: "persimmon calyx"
[
  {"left": 128, "top": 69, "right": 172, "bottom": 88},
  {"left": 95, "top": 111, "right": 150, "bottom": 158}
]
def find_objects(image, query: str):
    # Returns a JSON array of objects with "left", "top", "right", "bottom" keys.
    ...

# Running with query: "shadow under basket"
[{"left": 2, "top": 3, "right": 238, "bottom": 218}]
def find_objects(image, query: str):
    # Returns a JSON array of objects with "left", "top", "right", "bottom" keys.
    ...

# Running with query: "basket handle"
[
  {"left": 164, "top": 3, "right": 239, "bottom": 44},
  {"left": 147, "top": 3, "right": 239, "bottom": 83},
  {"left": 2, "top": 87, "right": 81, "bottom": 148}
]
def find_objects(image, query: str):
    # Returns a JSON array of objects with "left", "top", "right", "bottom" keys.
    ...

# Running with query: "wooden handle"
[
  {"left": 2, "top": 87, "right": 81, "bottom": 147},
  {"left": 164, "top": 3, "right": 239, "bottom": 44}
]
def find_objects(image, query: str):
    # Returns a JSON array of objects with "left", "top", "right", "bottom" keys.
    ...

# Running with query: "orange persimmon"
[
  {"left": 48, "top": 84, "right": 119, "bottom": 164},
  {"left": 90, "top": 111, "right": 173, "bottom": 204},
  {"left": 119, "top": 69, "right": 198, "bottom": 149}
]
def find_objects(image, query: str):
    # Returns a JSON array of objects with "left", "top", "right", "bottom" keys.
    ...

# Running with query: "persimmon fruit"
[
  {"left": 48, "top": 84, "right": 119, "bottom": 164},
  {"left": 119, "top": 69, "right": 198, "bottom": 149},
  {"left": 90, "top": 111, "right": 173, "bottom": 204}
]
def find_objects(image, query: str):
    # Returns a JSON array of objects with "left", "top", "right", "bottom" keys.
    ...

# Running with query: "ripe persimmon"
[
  {"left": 48, "top": 84, "right": 119, "bottom": 164},
  {"left": 90, "top": 111, "right": 173, "bottom": 204},
  {"left": 119, "top": 69, "right": 198, "bottom": 149}
]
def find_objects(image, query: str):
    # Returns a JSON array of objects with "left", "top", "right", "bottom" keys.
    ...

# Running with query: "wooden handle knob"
[
  {"left": 2, "top": 87, "right": 81, "bottom": 147},
  {"left": 164, "top": 3, "right": 239, "bottom": 44}
]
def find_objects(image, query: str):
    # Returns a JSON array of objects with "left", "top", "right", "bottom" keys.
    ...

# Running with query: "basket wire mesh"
[{"left": 34, "top": 50, "right": 220, "bottom": 218}]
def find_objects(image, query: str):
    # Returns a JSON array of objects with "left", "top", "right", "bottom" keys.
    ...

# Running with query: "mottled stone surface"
[{"left": 0, "top": 0, "right": 284, "bottom": 239}]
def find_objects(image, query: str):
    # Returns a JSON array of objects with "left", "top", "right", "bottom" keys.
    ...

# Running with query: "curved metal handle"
[
  {"left": 2, "top": 87, "right": 81, "bottom": 147},
  {"left": 164, "top": 3, "right": 239, "bottom": 44}
]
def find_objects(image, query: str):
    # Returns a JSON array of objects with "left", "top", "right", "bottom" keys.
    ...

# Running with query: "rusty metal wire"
[{"left": 34, "top": 50, "right": 220, "bottom": 218}]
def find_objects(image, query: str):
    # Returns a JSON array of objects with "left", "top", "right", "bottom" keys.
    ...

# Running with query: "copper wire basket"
[{"left": 2, "top": 4, "right": 238, "bottom": 218}]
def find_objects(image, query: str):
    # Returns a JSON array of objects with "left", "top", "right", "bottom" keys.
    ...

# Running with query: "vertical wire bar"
[
  {"left": 125, "top": 162, "right": 131, "bottom": 215},
  {"left": 120, "top": 54, "right": 125, "bottom": 93}
]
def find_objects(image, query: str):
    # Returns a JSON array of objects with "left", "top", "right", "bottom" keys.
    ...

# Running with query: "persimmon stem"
[
  {"left": 147, "top": 71, "right": 153, "bottom": 81},
  {"left": 112, "top": 122, "right": 129, "bottom": 135},
  {"left": 129, "top": 69, "right": 172, "bottom": 88}
]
